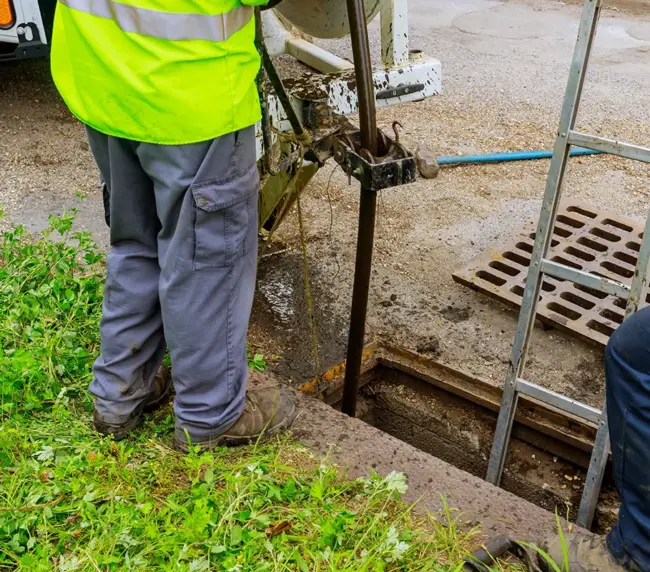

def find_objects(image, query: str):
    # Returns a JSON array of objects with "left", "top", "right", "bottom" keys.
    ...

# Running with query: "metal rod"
[
  {"left": 341, "top": 190, "right": 378, "bottom": 416},
  {"left": 258, "top": 31, "right": 305, "bottom": 139},
  {"left": 341, "top": 0, "right": 379, "bottom": 417},
  {"left": 345, "top": 0, "right": 377, "bottom": 154},
  {"left": 254, "top": 8, "right": 272, "bottom": 175}
]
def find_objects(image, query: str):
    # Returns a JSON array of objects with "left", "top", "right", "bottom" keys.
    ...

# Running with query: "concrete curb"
[{"left": 291, "top": 391, "right": 574, "bottom": 543}]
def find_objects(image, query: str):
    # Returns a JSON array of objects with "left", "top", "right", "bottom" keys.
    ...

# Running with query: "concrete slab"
[
  {"left": 292, "top": 391, "right": 570, "bottom": 543},
  {"left": 247, "top": 369, "right": 567, "bottom": 541}
]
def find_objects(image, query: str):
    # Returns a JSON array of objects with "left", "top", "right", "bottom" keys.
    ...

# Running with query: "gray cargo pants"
[{"left": 86, "top": 125, "right": 258, "bottom": 439}]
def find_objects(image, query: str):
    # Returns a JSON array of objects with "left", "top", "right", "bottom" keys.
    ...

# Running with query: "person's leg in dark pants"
[
  {"left": 541, "top": 308, "right": 650, "bottom": 571},
  {"left": 95, "top": 144, "right": 172, "bottom": 430},
  {"left": 86, "top": 128, "right": 168, "bottom": 435},
  {"left": 605, "top": 306, "right": 650, "bottom": 571},
  {"left": 135, "top": 128, "right": 259, "bottom": 440}
]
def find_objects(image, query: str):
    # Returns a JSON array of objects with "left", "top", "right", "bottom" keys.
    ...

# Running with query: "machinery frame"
[{"left": 256, "top": 0, "right": 441, "bottom": 229}]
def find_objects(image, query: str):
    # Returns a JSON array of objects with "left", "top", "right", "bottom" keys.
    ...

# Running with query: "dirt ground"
[{"left": 1, "top": 0, "right": 649, "bottom": 410}]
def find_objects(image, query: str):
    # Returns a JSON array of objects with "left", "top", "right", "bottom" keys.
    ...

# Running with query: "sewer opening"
[{"left": 326, "top": 359, "right": 618, "bottom": 534}]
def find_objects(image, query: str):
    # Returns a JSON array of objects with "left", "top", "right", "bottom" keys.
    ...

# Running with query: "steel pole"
[
  {"left": 344, "top": 0, "right": 377, "bottom": 154},
  {"left": 341, "top": 0, "right": 379, "bottom": 417}
]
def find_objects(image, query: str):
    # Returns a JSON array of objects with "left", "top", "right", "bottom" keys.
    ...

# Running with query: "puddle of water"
[
  {"left": 258, "top": 268, "right": 296, "bottom": 327},
  {"left": 251, "top": 252, "right": 348, "bottom": 384}
]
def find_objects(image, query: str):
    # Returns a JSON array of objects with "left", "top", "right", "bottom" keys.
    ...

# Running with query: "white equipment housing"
[
  {"left": 255, "top": 0, "right": 441, "bottom": 229},
  {"left": 257, "top": 0, "right": 442, "bottom": 156}
]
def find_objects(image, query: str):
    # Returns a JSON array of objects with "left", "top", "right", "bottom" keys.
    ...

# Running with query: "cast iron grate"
[{"left": 453, "top": 202, "right": 648, "bottom": 347}]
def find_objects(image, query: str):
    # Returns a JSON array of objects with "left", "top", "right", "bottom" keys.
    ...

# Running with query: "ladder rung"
[
  {"left": 541, "top": 259, "right": 630, "bottom": 299},
  {"left": 517, "top": 378, "right": 602, "bottom": 424},
  {"left": 568, "top": 131, "right": 650, "bottom": 163}
]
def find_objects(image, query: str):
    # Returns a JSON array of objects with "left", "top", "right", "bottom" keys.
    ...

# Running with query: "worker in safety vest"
[
  {"left": 50, "top": 0, "right": 297, "bottom": 451},
  {"left": 540, "top": 309, "right": 650, "bottom": 571}
]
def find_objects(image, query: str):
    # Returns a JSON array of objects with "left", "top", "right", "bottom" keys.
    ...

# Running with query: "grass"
[{"left": 0, "top": 211, "right": 539, "bottom": 570}]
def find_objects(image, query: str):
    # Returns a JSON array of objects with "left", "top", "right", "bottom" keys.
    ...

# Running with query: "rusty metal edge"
[
  {"left": 451, "top": 271, "right": 611, "bottom": 348},
  {"left": 450, "top": 200, "right": 648, "bottom": 349},
  {"left": 299, "top": 341, "right": 380, "bottom": 396},
  {"left": 300, "top": 342, "right": 600, "bottom": 461}
]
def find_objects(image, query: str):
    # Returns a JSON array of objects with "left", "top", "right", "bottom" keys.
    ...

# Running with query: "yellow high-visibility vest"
[{"left": 51, "top": 0, "right": 268, "bottom": 145}]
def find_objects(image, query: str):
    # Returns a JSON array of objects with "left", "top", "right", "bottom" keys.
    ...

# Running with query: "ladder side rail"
[{"left": 486, "top": 0, "right": 603, "bottom": 486}]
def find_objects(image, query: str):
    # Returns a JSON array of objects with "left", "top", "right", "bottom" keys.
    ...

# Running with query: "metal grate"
[{"left": 453, "top": 202, "right": 648, "bottom": 347}]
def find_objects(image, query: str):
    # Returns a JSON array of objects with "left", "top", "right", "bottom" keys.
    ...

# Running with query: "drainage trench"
[{"left": 320, "top": 353, "right": 619, "bottom": 534}]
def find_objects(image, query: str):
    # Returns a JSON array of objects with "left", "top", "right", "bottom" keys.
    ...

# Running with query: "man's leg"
[
  {"left": 540, "top": 308, "right": 650, "bottom": 571},
  {"left": 98, "top": 159, "right": 172, "bottom": 410},
  {"left": 605, "top": 306, "right": 650, "bottom": 571},
  {"left": 135, "top": 126, "right": 293, "bottom": 444},
  {"left": 86, "top": 127, "right": 168, "bottom": 436}
]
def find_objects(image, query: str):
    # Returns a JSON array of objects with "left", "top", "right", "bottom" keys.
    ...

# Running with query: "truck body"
[{"left": 0, "top": 0, "right": 54, "bottom": 61}]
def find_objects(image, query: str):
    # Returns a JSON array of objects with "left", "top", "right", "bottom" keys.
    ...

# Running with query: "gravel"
[{"left": 1, "top": 0, "right": 649, "bottom": 405}]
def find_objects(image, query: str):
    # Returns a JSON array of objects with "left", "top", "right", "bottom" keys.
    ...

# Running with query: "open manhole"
[
  {"left": 453, "top": 201, "right": 648, "bottom": 347},
  {"left": 301, "top": 344, "right": 619, "bottom": 533}
]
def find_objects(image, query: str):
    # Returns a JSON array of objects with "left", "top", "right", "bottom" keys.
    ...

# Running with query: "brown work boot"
[
  {"left": 539, "top": 532, "right": 628, "bottom": 572},
  {"left": 174, "top": 388, "right": 297, "bottom": 453},
  {"left": 93, "top": 365, "right": 173, "bottom": 440}
]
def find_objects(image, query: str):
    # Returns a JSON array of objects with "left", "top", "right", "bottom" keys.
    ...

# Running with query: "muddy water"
[{"left": 250, "top": 252, "right": 349, "bottom": 383}]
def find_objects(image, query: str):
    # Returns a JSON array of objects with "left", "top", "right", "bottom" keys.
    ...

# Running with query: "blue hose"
[{"left": 436, "top": 147, "right": 599, "bottom": 166}]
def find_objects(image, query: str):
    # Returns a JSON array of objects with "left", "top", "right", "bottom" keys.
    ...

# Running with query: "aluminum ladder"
[{"left": 485, "top": 0, "right": 650, "bottom": 529}]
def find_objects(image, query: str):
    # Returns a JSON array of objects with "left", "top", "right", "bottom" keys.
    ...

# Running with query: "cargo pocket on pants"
[{"left": 190, "top": 164, "right": 259, "bottom": 270}]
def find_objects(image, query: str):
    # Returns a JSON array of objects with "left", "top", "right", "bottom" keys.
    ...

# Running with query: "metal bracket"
[{"left": 333, "top": 131, "right": 416, "bottom": 192}]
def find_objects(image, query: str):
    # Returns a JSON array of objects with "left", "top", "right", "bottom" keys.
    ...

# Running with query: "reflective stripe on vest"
[{"left": 58, "top": 0, "right": 253, "bottom": 42}]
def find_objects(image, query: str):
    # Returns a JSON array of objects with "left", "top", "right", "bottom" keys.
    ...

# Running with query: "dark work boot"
[
  {"left": 174, "top": 388, "right": 297, "bottom": 453},
  {"left": 93, "top": 365, "right": 173, "bottom": 440},
  {"left": 539, "top": 532, "right": 629, "bottom": 572}
]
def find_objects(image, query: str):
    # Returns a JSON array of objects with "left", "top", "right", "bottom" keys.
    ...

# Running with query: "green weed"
[
  {"left": 247, "top": 349, "right": 267, "bottom": 372},
  {"left": 0, "top": 213, "right": 527, "bottom": 570},
  {"left": 0, "top": 414, "right": 481, "bottom": 571},
  {"left": 0, "top": 210, "right": 103, "bottom": 417}
]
